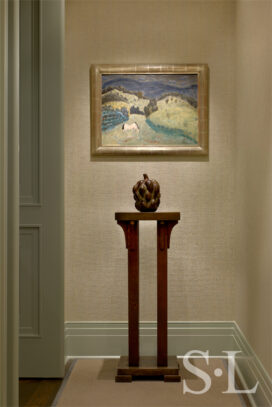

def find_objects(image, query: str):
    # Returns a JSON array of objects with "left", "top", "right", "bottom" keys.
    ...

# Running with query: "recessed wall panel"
[
  {"left": 19, "top": 226, "right": 40, "bottom": 337},
  {"left": 19, "top": 0, "right": 40, "bottom": 205}
]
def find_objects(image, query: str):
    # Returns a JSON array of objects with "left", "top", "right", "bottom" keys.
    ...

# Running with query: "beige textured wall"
[
  {"left": 65, "top": 0, "right": 238, "bottom": 322},
  {"left": 235, "top": 1, "right": 272, "bottom": 376}
]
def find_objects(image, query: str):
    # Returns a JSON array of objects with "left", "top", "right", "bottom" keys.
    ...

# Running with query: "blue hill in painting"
[{"left": 102, "top": 74, "right": 198, "bottom": 101}]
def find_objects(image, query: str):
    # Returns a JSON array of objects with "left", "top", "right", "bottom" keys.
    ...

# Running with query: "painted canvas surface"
[{"left": 101, "top": 74, "right": 198, "bottom": 146}]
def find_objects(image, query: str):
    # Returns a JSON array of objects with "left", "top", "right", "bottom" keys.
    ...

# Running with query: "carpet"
[{"left": 53, "top": 358, "right": 248, "bottom": 407}]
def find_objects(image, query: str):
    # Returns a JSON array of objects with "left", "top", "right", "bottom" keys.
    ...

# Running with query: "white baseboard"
[
  {"left": 65, "top": 321, "right": 272, "bottom": 406},
  {"left": 232, "top": 323, "right": 272, "bottom": 407}
]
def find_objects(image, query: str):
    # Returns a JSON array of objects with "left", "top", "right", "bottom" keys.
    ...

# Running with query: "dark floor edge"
[{"left": 51, "top": 359, "right": 77, "bottom": 406}]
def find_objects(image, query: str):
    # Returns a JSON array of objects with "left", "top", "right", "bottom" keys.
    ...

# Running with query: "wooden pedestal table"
[{"left": 115, "top": 212, "right": 181, "bottom": 382}]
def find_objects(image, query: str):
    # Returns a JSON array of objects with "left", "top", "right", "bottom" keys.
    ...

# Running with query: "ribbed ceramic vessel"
[{"left": 132, "top": 174, "right": 161, "bottom": 212}]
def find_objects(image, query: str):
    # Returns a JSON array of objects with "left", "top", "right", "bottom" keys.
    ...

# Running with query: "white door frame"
[
  {"left": 1, "top": 0, "right": 64, "bottom": 400},
  {"left": 0, "top": 1, "right": 9, "bottom": 404},
  {"left": 19, "top": 0, "right": 65, "bottom": 377},
  {"left": 0, "top": 0, "right": 19, "bottom": 405}
]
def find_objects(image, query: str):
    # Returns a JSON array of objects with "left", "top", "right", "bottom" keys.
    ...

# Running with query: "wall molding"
[
  {"left": 65, "top": 321, "right": 239, "bottom": 357},
  {"left": 65, "top": 321, "right": 272, "bottom": 406}
]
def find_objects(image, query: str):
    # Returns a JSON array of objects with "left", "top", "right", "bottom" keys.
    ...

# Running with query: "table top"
[{"left": 115, "top": 212, "right": 180, "bottom": 221}]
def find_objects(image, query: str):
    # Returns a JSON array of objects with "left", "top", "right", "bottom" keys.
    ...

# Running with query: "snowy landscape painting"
[{"left": 91, "top": 65, "right": 209, "bottom": 156}]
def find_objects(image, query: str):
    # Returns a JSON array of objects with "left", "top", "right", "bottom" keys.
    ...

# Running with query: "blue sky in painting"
[{"left": 102, "top": 74, "right": 198, "bottom": 100}]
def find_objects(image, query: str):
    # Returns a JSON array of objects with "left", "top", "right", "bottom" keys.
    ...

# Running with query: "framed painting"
[{"left": 90, "top": 64, "right": 209, "bottom": 156}]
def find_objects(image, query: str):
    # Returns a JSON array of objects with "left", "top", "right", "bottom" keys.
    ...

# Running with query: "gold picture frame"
[{"left": 90, "top": 64, "right": 209, "bottom": 156}]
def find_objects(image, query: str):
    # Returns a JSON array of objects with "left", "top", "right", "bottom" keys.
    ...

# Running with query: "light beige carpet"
[{"left": 54, "top": 358, "right": 247, "bottom": 407}]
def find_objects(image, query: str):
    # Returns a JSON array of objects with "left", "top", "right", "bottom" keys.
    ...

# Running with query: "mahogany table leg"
[
  {"left": 157, "top": 220, "right": 178, "bottom": 367},
  {"left": 117, "top": 220, "right": 139, "bottom": 366},
  {"left": 157, "top": 221, "right": 168, "bottom": 366}
]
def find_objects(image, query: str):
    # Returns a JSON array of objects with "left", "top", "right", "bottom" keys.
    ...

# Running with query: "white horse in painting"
[{"left": 122, "top": 122, "right": 139, "bottom": 131}]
